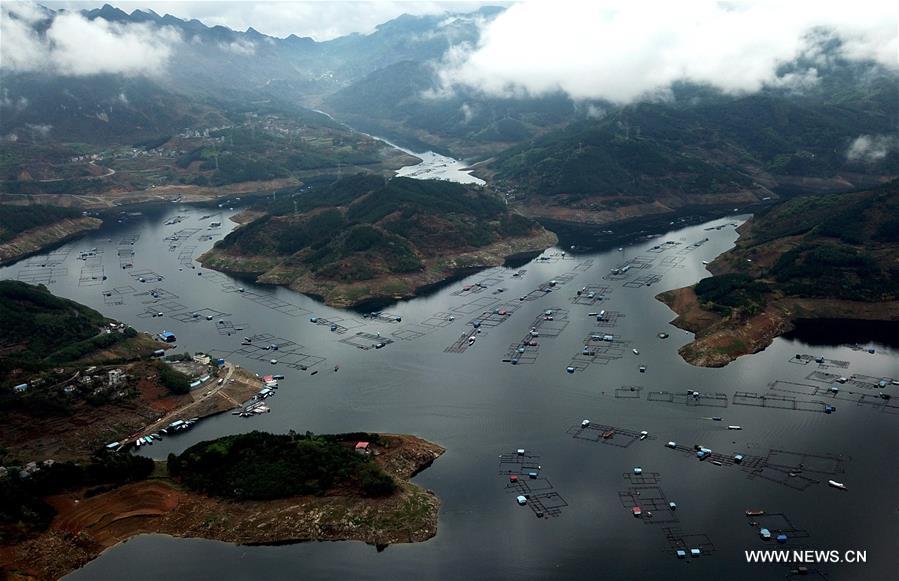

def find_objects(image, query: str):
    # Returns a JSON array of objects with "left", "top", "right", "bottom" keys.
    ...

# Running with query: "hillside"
[
  {"left": 658, "top": 180, "right": 899, "bottom": 367},
  {"left": 485, "top": 77, "right": 898, "bottom": 223},
  {"left": 200, "top": 175, "right": 557, "bottom": 306},
  {"left": 0, "top": 205, "right": 102, "bottom": 265}
]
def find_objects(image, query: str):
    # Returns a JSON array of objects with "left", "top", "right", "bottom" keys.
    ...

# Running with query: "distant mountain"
[
  {"left": 482, "top": 68, "right": 899, "bottom": 222},
  {"left": 324, "top": 60, "right": 577, "bottom": 157},
  {"left": 2, "top": 3, "right": 896, "bottom": 223},
  {"left": 0, "top": 4, "right": 502, "bottom": 145}
]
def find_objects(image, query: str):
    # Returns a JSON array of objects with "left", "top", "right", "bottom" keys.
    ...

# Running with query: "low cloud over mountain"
[
  {"left": 1, "top": 2, "right": 180, "bottom": 77},
  {"left": 434, "top": 0, "right": 897, "bottom": 103}
]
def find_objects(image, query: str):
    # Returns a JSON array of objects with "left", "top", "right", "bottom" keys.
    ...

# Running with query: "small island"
[
  {"left": 199, "top": 175, "right": 557, "bottom": 307},
  {"left": 658, "top": 180, "right": 899, "bottom": 367},
  {"left": 1, "top": 432, "right": 444, "bottom": 580}
]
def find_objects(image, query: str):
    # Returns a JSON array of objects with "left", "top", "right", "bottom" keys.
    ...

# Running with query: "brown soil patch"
[
  {"left": 1, "top": 436, "right": 445, "bottom": 581},
  {"left": 658, "top": 287, "right": 899, "bottom": 367}
]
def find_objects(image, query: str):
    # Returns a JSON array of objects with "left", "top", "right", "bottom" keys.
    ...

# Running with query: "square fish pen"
[
  {"left": 618, "top": 485, "right": 679, "bottom": 525},
  {"left": 497, "top": 451, "right": 542, "bottom": 476},
  {"left": 647, "top": 391, "right": 729, "bottom": 408},
  {"left": 662, "top": 528, "right": 716, "bottom": 556},
  {"left": 340, "top": 332, "right": 395, "bottom": 350},
  {"left": 567, "top": 422, "right": 654, "bottom": 448},
  {"left": 623, "top": 273, "right": 664, "bottom": 288}
]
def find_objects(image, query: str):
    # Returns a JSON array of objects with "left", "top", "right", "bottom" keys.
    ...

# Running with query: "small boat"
[
  {"left": 602, "top": 430, "right": 614, "bottom": 439},
  {"left": 712, "top": 417, "right": 722, "bottom": 421},
  {"left": 828, "top": 480, "right": 847, "bottom": 490},
  {"left": 517, "top": 495, "right": 527, "bottom": 506},
  {"left": 632, "top": 348, "right": 640, "bottom": 355},
  {"left": 632, "top": 506, "right": 642, "bottom": 517},
  {"left": 727, "top": 425, "right": 742, "bottom": 430},
  {"left": 639, "top": 365, "right": 646, "bottom": 373},
  {"left": 633, "top": 467, "right": 642, "bottom": 475},
  {"left": 639, "top": 431, "right": 648, "bottom": 440},
  {"left": 668, "top": 502, "right": 677, "bottom": 510},
  {"left": 759, "top": 528, "right": 772, "bottom": 540},
  {"left": 510, "top": 475, "right": 518, "bottom": 483},
  {"left": 581, "top": 419, "right": 590, "bottom": 428},
  {"left": 745, "top": 510, "right": 765, "bottom": 517},
  {"left": 711, "top": 460, "right": 723, "bottom": 466}
]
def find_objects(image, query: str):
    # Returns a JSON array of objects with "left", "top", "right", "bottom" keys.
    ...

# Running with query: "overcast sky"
[
  {"left": 46, "top": 0, "right": 504, "bottom": 40},
  {"left": 2, "top": 1, "right": 896, "bottom": 102}
]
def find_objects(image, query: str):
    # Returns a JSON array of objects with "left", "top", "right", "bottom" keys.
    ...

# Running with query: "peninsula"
[
  {"left": 658, "top": 180, "right": 899, "bottom": 367},
  {"left": 200, "top": 175, "right": 556, "bottom": 307}
]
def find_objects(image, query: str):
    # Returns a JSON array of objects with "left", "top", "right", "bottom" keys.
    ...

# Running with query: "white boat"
[
  {"left": 727, "top": 425, "right": 742, "bottom": 430},
  {"left": 828, "top": 480, "right": 847, "bottom": 490},
  {"left": 639, "top": 431, "right": 648, "bottom": 440},
  {"left": 633, "top": 348, "right": 640, "bottom": 355}
]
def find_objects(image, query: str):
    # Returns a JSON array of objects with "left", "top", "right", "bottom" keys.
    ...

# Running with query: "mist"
[
  {"left": 1, "top": 1, "right": 179, "bottom": 77},
  {"left": 435, "top": 0, "right": 898, "bottom": 103}
]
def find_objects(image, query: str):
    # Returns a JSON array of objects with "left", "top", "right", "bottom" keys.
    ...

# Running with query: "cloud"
[
  {"left": 846, "top": 134, "right": 897, "bottom": 163},
  {"left": 1, "top": 1, "right": 180, "bottom": 76},
  {"left": 435, "top": 0, "right": 898, "bottom": 103},
  {"left": 25, "top": 123, "right": 53, "bottom": 137},
  {"left": 220, "top": 39, "right": 256, "bottom": 55},
  {"left": 0, "top": 89, "right": 29, "bottom": 111}
]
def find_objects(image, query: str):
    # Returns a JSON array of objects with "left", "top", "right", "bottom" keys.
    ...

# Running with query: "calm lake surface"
[{"left": 2, "top": 206, "right": 896, "bottom": 581}]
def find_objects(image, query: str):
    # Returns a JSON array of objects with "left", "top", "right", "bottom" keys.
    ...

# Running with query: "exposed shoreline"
[
  {"left": 0, "top": 217, "right": 102, "bottom": 267},
  {"left": 0, "top": 435, "right": 445, "bottom": 581},
  {"left": 657, "top": 283, "right": 899, "bottom": 368}
]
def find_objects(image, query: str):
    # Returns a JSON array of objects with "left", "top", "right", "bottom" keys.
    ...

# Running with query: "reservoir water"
[{"left": 1, "top": 207, "right": 896, "bottom": 581}]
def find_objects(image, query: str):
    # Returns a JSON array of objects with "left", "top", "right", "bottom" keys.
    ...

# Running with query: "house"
[
  {"left": 108, "top": 369, "right": 125, "bottom": 387},
  {"left": 355, "top": 442, "right": 371, "bottom": 455}
]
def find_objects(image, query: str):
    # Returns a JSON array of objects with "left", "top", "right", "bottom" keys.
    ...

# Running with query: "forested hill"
[
  {"left": 657, "top": 179, "right": 899, "bottom": 367},
  {"left": 486, "top": 80, "right": 899, "bottom": 203},
  {"left": 200, "top": 175, "right": 556, "bottom": 306}
]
